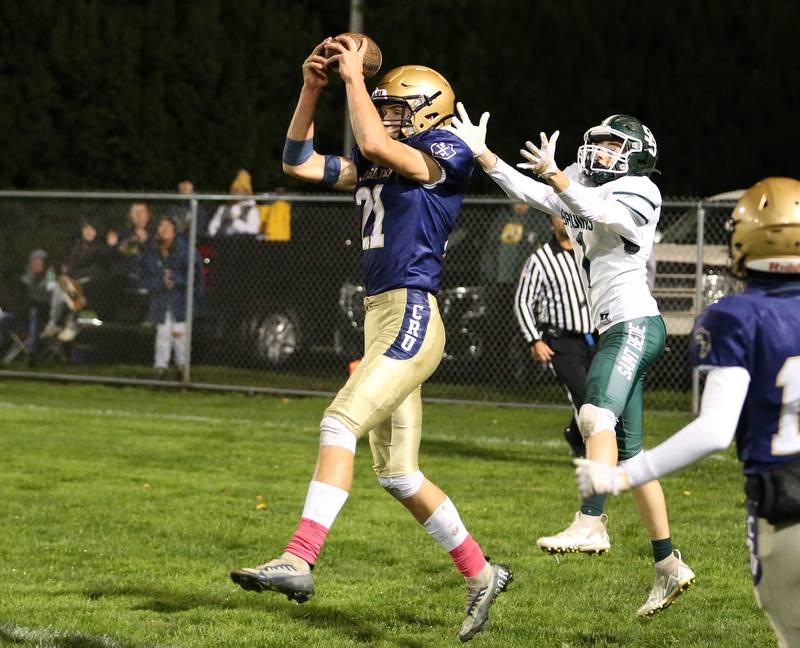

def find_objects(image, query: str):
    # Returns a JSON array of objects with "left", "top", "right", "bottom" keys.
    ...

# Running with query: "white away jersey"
[{"left": 488, "top": 160, "right": 660, "bottom": 332}]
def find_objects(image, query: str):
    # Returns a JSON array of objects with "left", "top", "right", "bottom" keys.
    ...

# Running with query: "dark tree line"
[{"left": 1, "top": 0, "right": 797, "bottom": 196}]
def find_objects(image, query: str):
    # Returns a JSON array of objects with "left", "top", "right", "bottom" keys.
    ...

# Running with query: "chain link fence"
[{"left": 0, "top": 191, "right": 742, "bottom": 412}]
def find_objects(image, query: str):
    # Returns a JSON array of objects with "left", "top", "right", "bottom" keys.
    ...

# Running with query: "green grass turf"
[
  {"left": 0, "top": 380, "right": 774, "bottom": 647},
  {"left": 0, "top": 362, "right": 693, "bottom": 412}
]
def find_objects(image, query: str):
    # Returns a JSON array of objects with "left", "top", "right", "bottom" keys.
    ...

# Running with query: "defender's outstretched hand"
[
  {"left": 574, "top": 458, "right": 630, "bottom": 498},
  {"left": 450, "top": 102, "right": 490, "bottom": 157},
  {"left": 517, "top": 131, "right": 560, "bottom": 178}
]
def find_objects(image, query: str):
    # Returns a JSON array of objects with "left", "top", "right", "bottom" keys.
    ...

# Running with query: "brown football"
[{"left": 323, "top": 32, "right": 382, "bottom": 79}]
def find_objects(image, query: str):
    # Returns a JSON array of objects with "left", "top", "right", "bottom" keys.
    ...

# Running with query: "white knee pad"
[
  {"left": 378, "top": 470, "right": 424, "bottom": 500},
  {"left": 578, "top": 404, "right": 617, "bottom": 441},
  {"left": 319, "top": 416, "right": 357, "bottom": 454}
]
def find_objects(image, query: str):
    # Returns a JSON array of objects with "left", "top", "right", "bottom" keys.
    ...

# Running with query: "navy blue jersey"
[
  {"left": 690, "top": 278, "right": 800, "bottom": 473},
  {"left": 353, "top": 128, "right": 474, "bottom": 295}
]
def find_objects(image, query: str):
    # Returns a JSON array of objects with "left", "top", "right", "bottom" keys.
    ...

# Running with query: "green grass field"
[{"left": 0, "top": 380, "right": 775, "bottom": 647}]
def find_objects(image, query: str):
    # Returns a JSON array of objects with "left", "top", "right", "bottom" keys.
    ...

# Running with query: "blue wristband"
[
  {"left": 320, "top": 155, "right": 341, "bottom": 188},
  {"left": 282, "top": 137, "right": 314, "bottom": 166}
]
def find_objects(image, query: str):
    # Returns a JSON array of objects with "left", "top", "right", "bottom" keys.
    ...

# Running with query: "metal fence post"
[
  {"left": 691, "top": 200, "right": 706, "bottom": 415},
  {"left": 182, "top": 198, "right": 198, "bottom": 385}
]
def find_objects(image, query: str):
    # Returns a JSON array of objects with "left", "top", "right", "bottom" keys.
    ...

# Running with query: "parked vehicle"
[
  {"left": 193, "top": 209, "right": 359, "bottom": 369},
  {"left": 643, "top": 192, "right": 745, "bottom": 388},
  {"left": 653, "top": 191, "right": 745, "bottom": 337}
]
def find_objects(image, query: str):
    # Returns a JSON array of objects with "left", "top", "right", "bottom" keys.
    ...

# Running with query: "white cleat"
[
  {"left": 637, "top": 550, "right": 695, "bottom": 617},
  {"left": 536, "top": 512, "right": 611, "bottom": 554}
]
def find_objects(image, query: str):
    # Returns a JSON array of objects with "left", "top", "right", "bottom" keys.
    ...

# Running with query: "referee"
[{"left": 514, "top": 214, "right": 594, "bottom": 457}]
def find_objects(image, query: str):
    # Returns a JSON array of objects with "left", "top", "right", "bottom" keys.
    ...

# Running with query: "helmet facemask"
[
  {"left": 372, "top": 90, "right": 447, "bottom": 139},
  {"left": 373, "top": 99, "right": 414, "bottom": 139},
  {"left": 578, "top": 128, "right": 642, "bottom": 184}
]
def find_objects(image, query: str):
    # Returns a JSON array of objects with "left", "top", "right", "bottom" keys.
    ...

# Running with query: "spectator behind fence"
[
  {"left": 474, "top": 200, "right": 543, "bottom": 377},
  {"left": 207, "top": 169, "right": 260, "bottom": 237},
  {"left": 0, "top": 249, "right": 55, "bottom": 363},
  {"left": 480, "top": 201, "right": 543, "bottom": 285},
  {"left": 118, "top": 202, "right": 155, "bottom": 256},
  {"left": 258, "top": 187, "right": 292, "bottom": 241},
  {"left": 43, "top": 220, "right": 117, "bottom": 342},
  {"left": 168, "top": 179, "right": 210, "bottom": 234},
  {"left": 140, "top": 216, "right": 201, "bottom": 379}
]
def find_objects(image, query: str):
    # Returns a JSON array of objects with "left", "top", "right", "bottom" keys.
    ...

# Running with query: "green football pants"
[{"left": 584, "top": 315, "right": 666, "bottom": 460}]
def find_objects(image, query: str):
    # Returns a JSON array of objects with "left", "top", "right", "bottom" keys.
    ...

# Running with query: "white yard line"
[
  {"left": 0, "top": 621, "right": 173, "bottom": 648},
  {"left": 0, "top": 400, "right": 736, "bottom": 461}
]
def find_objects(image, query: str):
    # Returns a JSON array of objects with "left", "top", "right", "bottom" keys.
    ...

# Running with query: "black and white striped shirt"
[{"left": 514, "top": 238, "right": 593, "bottom": 343}]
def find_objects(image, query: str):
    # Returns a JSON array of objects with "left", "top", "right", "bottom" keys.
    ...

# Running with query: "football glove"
[
  {"left": 517, "top": 131, "right": 560, "bottom": 178},
  {"left": 574, "top": 458, "right": 630, "bottom": 498},
  {"left": 450, "top": 101, "right": 490, "bottom": 157}
]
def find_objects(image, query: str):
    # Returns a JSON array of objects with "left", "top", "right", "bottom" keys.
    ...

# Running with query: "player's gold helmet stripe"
[{"left": 730, "top": 177, "right": 800, "bottom": 277}]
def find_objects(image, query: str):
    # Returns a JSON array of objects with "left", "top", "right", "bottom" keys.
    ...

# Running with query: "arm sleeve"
[
  {"left": 622, "top": 366, "right": 750, "bottom": 487},
  {"left": 514, "top": 254, "right": 544, "bottom": 343},
  {"left": 558, "top": 181, "right": 646, "bottom": 245},
  {"left": 485, "top": 158, "right": 563, "bottom": 217}
]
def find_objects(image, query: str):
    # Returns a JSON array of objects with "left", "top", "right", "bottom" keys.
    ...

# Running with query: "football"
[{"left": 323, "top": 32, "right": 382, "bottom": 79}]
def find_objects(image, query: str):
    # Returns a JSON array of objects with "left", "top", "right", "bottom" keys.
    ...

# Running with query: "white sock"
[
  {"left": 301, "top": 480, "right": 349, "bottom": 529},
  {"left": 422, "top": 498, "right": 468, "bottom": 552}
]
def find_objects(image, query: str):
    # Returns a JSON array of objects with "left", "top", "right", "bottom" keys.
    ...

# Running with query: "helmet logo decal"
[
  {"left": 642, "top": 125, "right": 657, "bottom": 156},
  {"left": 430, "top": 142, "right": 457, "bottom": 160}
]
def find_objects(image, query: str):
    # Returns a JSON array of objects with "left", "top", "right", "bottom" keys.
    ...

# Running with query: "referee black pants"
[{"left": 545, "top": 334, "right": 594, "bottom": 448}]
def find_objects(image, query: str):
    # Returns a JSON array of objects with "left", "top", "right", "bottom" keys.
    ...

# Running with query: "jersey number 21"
[{"left": 357, "top": 184, "right": 385, "bottom": 250}]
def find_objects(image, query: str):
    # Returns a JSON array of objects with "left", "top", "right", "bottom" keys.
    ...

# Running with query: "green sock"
[
  {"left": 652, "top": 537, "right": 673, "bottom": 562},
  {"left": 580, "top": 495, "right": 606, "bottom": 516}
]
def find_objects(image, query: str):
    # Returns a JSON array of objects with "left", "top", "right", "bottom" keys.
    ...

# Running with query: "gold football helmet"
[
  {"left": 370, "top": 65, "right": 455, "bottom": 138},
  {"left": 729, "top": 177, "right": 800, "bottom": 278}
]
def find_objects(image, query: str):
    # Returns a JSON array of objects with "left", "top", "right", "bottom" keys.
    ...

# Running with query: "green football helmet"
[{"left": 577, "top": 114, "right": 658, "bottom": 185}]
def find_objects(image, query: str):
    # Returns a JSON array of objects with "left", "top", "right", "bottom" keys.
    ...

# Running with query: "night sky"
[{"left": 2, "top": 0, "right": 797, "bottom": 196}]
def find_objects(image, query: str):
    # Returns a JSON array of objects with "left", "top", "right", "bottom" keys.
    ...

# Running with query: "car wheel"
[{"left": 244, "top": 309, "right": 301, "bottom": 367}]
